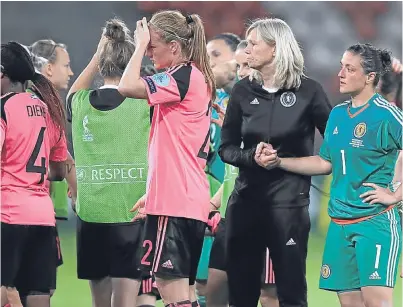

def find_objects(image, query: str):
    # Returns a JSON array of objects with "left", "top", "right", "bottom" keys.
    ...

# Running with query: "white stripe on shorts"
[{"left": 386, "top": 209, "right": 400, "bottom": 287}]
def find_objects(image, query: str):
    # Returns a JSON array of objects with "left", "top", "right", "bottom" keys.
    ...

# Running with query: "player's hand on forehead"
[{"left": 135, "top": 17, "right": 150, "bottom": 49}]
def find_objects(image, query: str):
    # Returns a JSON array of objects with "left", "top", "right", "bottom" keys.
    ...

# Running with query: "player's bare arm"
[
  {"left": 210, "top": 185, "right": 223, "bottom": 211},
  {"left": 48, "top": 160, "right": 66, "bottom": 181},
  {"left": 278, "top": 155, "right": 332, "bottom": 176},
  {"left": 67, "top": 36, "right": 107, "bottom": 100},
  {"left": 118, "top": 18, "right": 149, "bottom": 99},
  {"left": 65, "top": 151, "right": 77, "bottom": 210}
]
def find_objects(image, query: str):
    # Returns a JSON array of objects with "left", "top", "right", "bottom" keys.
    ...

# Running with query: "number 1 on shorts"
[{"left": 374, "top": 244, "right": 381, "bottom": 269}]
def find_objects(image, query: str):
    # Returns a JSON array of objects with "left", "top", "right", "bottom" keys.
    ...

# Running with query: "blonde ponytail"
[{"left": 187, "top": 14, "right": 216, "bottom": 102}]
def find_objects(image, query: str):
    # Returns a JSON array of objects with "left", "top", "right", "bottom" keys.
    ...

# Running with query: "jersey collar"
[
  {"left": 99, "top": 85, "right": 119, "bottom": 90},
  {"left": 347, "top": 93, "right": 379, "bottom": 118}
]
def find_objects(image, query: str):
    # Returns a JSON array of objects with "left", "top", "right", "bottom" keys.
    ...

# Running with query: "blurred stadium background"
[{"left": 1, "top": 1, "right": 402, "bottom": 306}]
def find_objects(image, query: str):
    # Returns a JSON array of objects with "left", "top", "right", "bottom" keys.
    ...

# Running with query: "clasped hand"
[{"left": 254, "top": 142, "right": 280, "bottom": 170}]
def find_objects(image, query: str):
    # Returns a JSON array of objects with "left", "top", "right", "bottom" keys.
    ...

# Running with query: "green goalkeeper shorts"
[{"left": 320, "top": 208, "right": 401, "bottom": 292}]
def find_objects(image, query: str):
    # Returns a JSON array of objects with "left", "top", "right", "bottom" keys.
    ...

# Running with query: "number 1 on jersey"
[{"left": 340, "top": 150, "right": 346, "bottom": 175}]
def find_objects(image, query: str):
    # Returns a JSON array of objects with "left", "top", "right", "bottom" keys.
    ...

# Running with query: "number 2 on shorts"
[{"left": 141, "top": 240, "right": 153, "bottom": 266}]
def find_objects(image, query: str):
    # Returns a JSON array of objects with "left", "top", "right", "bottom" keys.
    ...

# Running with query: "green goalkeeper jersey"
[{"left": 319, "top": 94, "right": 402, "bottom": 220}]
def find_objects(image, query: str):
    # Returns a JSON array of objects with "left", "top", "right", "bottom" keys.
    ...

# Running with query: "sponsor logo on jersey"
[
  {"left": 280, "top": 92, "right": 296, "bottom": 108},
  {"left": 82, "top": 115, "right": 93, "bottom": 142},
  {"left": 354, "top": 122, "right": 367, "bottom": 138},
  {"left": 321, "top": 264, "right": 331, "bottom": 279},
  {"left": 152, "top": 72, "right": 170, "bottom": 87}
]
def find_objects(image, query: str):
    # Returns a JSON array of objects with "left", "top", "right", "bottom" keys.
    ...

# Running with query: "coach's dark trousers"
[{"left": 225, "top": 192, "right": 311, "bottom": 307}]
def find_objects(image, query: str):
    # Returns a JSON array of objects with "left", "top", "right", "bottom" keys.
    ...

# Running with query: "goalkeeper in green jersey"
[{"left": 261, "top": 43, "right": 402, "bottom": 307}]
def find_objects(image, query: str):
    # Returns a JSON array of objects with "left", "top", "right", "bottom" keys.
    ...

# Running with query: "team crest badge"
[
  {"left": 280, "top": 92, "right": 296, "bottom": 108},
  {"left": 321, "top": 264, "right": 331, "bottom": 279},
  {"left": 354, "top": 122, "right": 367, "bottom": 138}
]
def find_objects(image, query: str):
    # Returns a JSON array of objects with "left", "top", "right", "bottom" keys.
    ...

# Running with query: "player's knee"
[
  {"left": 339, "top": 300, "right": 363, "bottom": 307},
  {"left": 260, "top": 286, "right": 279, "bottom": 307},
  {"left": 195, "top": 281, "right": 206, "bottom": 297},
  {"left": 136, "top": 294, "right": 156, "bottom": 307},
  {"left": 155, "top": 276, "right": 189, "bottom": 303},
  {"left": 361, "top": 286, "right": 393, "bottom": 307},
  {"left": 362, "top": 296, "right": 392, "bottom": 307},
  {"left": 206, "top": 281, "right": 228, "bottom": 306},
  {"left": 338, "top": 292, "right": 365, "bottom": 307},
  {"left": 362, "top": 300, "right": 392, "bottom": 307}
]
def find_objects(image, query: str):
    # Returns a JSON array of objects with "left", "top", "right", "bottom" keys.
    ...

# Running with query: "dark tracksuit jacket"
[{"left": 218, "top": 76, "right": 332, "bottom": 307}]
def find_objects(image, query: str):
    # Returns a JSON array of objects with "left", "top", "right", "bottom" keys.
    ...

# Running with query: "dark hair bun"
[
  {"left": 379, "top": 49, "right": 392, "bottom": 72},
  {"left": 104, "top": 19, "right": 127, "bottom": 42},
  {"left": 1, "top": 41, "right": 35, "bottom": 83}
]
